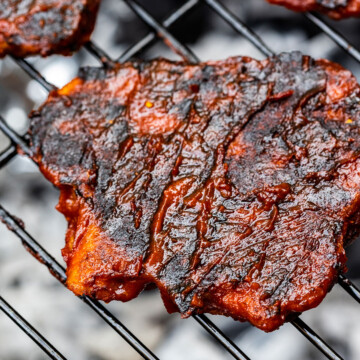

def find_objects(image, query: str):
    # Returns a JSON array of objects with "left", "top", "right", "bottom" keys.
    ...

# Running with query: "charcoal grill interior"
[{"left": 0, "top": 0, "right": 360, "bottom": 359}]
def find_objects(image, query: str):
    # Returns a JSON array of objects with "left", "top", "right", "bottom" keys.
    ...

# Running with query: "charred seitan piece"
[
  {"left": 28, "top": 52, "right": 360, "bottom": 331},
  {"left": 0, "top": 0, "right": 100, "bottom": 58},
  {"left": 267, "top": 0, "right": 360, "bottom": 19}
]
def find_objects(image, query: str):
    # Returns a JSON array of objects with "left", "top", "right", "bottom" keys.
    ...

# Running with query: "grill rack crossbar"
[
  {"left": 304, "top": 12, "right": 360, "bottom": 64},
  {"left": 0, "top": 145, "right": 17, "bottom": 167},
  {"left": 0, "top": 296, "right": 66, "bottom": 360},
  {"left": 124, "top": 0, "right": 199, "bottom": 63},
  {"left": 0, "top": 0, "right": 360, "bottom": 359}
]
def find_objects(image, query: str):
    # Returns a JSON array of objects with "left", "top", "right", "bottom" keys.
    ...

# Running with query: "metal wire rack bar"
[
  {"left": 292, "top": 318, "right": 342, "bottom": 360},
  {"left": 10, "top": 44, "right": 112, "bottom": 93},
  {"left": 203, "top": 0, "right": 274, "bottom": 57},
  {"left": 0, "top": 296, "right": 67, "bottom": 360},
  {"left": 0, "top": 117, "right": 31, "bottom": 157},
  {"left": 193, "top": 314, "right": 250, "bottom": 360},
  {"left": 124, "top": 0, "right": 199, "bottom": 63},
  {"left": 84, "top": 41, "right": 116, "bottom": 67},
  {"left": 10, "top": 39, "right": 115, "bottom": 96},
  {"left": 0, "top": 145, "right": 17, "bottom": 168},
  {"left": 10, "top": 57, "right": 56, "bottom": 93},
  {"left": 338, "top": 274, "right": 360, "bottom": 304},
  {"left": 292, "top": 318, "right": 343, "bottom": 360},
  {"left": 304, "top": 12, "right": 360, "bottom": 64},
  {"left": 118, "top": 0, "right": 200, "bottom": 62}
]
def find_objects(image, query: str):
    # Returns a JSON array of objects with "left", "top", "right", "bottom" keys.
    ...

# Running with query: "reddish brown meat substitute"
[
  {"left": 28, "top": 52, "right": 360, "bottom": 331},
  {"left": 0, "top": 0, "right": 100, "bottom": 57}
]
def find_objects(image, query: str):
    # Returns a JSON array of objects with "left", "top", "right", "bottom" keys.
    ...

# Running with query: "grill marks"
[
  {"left": 0, "top": 0, "right": 100, "bottom": 57},
  {"left": 28, "top": 52, "right": 360, "bottom": 331},
  {"left": 267, "top": 0, "right": 360, "bottom": 18}
]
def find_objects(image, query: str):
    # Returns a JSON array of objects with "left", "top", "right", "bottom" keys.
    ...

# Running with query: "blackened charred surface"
[
  {"left": 226, "top": 52, "right": 327, "bottom": 195},
  {"left": 0, "top": 0, "right": 100, "bottom": 57},
  {"left": 28, "top": 52, "right": 360, "bottom": 332},
  {"left": 99, "top": 137, "right": 182, "bottom": 256},
  {"left": 267, "top": 0, "right": 360, "bottom": 18}
]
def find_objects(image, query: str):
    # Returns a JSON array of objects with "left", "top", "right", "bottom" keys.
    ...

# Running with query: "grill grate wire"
[
  {"left": 0, "top": 296, "right": 66, "bottom": 360},
  {"left": 0, "top": 0, "right": 359, "bottom": 359},
  {"left": 0, "top": 145, "right": 17, "bottom": 167},
  {"left": 118, "top": 0, "right": 200, "bottom": 62},
  {"left": 304, "top": 12, "right": 360, "bottom": 64},
  {"left": 84, "top": 41, "right": 116, "bottom": 67},
  {"left": 338, "top": 274, "right": 360, "bottom": 304},
  {"left": 124, "top": 0, "right": 199, "bottom": 63},
  {"left": 204, "top": 0, "right": 274, "bottom": 57}
]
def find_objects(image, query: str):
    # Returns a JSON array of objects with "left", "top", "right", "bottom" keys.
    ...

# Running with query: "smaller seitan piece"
[{"left": 0, "top": 0, "right": 100, "bottom": 58}]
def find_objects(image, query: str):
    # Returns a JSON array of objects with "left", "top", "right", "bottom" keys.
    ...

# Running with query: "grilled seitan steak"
[
  {"left": 28, "top": 52, "right": 360, "bottom": 331},
  {"left": 0, "top": 0, "right": 100, "bottom": 58},
  {"left": 267, "top": 0, "right": 360, "bottom": 19}
]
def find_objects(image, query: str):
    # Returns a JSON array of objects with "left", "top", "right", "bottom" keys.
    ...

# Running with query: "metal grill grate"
[{"left": 0, "top": 1, "right": 360, "bottom": 359}]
